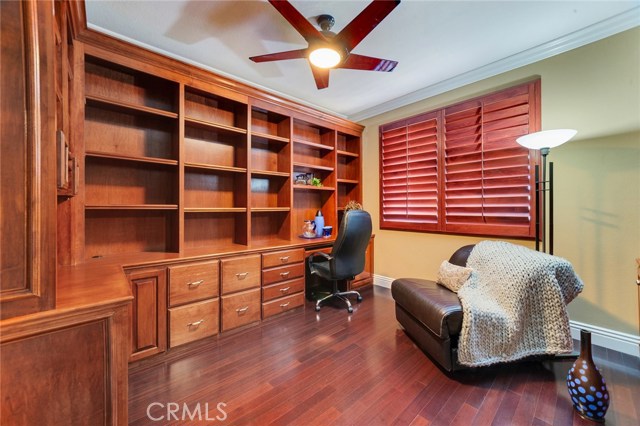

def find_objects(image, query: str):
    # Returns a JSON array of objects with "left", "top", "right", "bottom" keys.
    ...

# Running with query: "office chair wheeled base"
[{"left": 314, "top": 290, "right": 363, "bottom": 313}]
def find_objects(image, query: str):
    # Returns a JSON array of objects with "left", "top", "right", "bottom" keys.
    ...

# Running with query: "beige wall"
[{"left": 360, "top": 27, "right": 640, "bottom": 335}]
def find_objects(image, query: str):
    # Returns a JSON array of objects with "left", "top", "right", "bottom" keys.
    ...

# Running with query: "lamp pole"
[
  {"left": 516, "top": 129, "right": 576, "bottom": 256},
  {"left": 540, "top": 147, "right": 550, "bottom": 254}
]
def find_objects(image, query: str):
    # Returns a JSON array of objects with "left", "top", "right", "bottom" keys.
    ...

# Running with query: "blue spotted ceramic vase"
[{"left": 566, "top": 329, "right": 609, "bottom": 422}]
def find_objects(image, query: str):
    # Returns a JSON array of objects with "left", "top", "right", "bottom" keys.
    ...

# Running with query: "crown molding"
[
  {"left": 349, "top": 7, "right": 640, "bottom": 123},
  {"left": 85, "top": 23, "right": 348, "bottom": 121}
]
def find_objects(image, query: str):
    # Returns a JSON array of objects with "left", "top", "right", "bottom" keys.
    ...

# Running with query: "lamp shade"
[{"left": 516, "top": 129, "right": 577, "bottom": 150}]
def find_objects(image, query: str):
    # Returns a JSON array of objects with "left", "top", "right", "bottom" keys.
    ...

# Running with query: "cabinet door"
[
  {"left": 0, "top": 0, "right": 56, "bottom": 319},
  {"left": 128, "top": 269, "right": 167, "bottom": 361}
]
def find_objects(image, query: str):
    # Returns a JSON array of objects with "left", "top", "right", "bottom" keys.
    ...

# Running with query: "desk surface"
[{"left": 57, "top": 237, "right": 336, "bottom": 310}]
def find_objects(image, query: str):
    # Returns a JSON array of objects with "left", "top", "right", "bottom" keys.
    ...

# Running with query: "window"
[{"left": 379, "top": 79, "right": 540, "bottom": 238}]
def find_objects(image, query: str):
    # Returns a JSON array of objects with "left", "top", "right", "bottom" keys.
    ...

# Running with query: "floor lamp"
[{"left": 516, "top": 129, "right": 577, "bottom": 255}]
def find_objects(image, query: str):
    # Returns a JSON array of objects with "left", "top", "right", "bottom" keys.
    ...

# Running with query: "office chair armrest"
[
  {"left": 307, "top": 251, "right": 333, "bottom": 262},
  {"left": 307, "top": 251, "right": 333, "bottom": 276}
]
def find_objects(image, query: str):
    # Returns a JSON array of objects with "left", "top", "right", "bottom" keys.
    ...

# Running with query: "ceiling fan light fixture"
[{"left": 309, "top": 47, "right": 341, "bottom": 69}]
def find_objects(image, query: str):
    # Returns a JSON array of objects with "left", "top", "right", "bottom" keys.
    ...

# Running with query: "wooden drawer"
[
  {"left": 262, "top": 277, "right": 305, "bottom": 302},
  {"left": 262, "top": 262, "right": 304, "bottom": 286},
  {"left": 168, "top": 260, "right": 219, "bottom": 307},
  {"left": 262, "top": 293, "right": 305, "bottom": 319},
  {"left": 168, "top": 298, "right": 219, "bottom": 348},
  {"left": 262, "top": 248, "right": 305, "bottom": 269},
  {"left": 221, "top": 288, "right": 261, "bottom": 332},
  {"left": 221, "top": 254, "right": 261, "bottom": 294}
]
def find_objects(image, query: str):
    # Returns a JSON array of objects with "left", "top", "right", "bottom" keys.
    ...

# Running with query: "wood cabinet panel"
[
  {"left": 85, "top": 157, "right": 177, "bottom": 206},
  {"left": 262, "top": 292, "right": 305, "bottom": 319},
  {"left": 2, "top": 321, "right": 107, "bottom": 425},
  {"left": 0, "top": 302, "right": 130, "bottom": 426},
  {"left": 262, "top": 248, "right": 305, "bottom": 269},
  {"left": 220, "top": 254, "right": 261, "bottom": 294},
  {"left": 128, "top": 268, "right": 167, "bottom": 361},
  {"left": 262, "top": 263, "right": 305, "bottom": 286},
  {"left": 350, "top": 236, "right": 375, "bottom": 290},
  {"left": 262, "top": 277, "right": 305, "bottom": 303},
  {"left": 0, "top": 0, "right": 56, "bottom": 319},
  {"left": 168, "top": 298, "right": 219, "bottom": 347},
  {"left": 84, "top": 105, "right": 176, "bottom": 161},
  {"left": 168, "top": 260, "right": 219, "bottom": 307},
  {"left": 221, "top": 288, "right": 261, "bottom": 332},
  {"left": 184, "top": 88, "right": 247, "bottom": 129}
]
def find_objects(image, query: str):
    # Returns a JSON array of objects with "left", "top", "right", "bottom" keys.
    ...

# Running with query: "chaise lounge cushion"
[
  {"left": 391, "top": 278, "right": 462, "bottom": 339},
  {"left": 390, "top": 244, "right": 475, "bottom": 371}
]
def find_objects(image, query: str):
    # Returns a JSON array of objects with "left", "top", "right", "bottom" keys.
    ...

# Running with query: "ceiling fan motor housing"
[{"left": 317, "top": 14, "right": 335, "bottom": 32}]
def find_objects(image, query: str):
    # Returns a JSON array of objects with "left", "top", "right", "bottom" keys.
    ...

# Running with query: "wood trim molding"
[{"left": 67, "top": 3, "right": 362, "bottom": 133}]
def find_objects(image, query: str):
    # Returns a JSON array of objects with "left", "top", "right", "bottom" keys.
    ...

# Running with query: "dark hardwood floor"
[{"left": 129, "top": 287, "right": 639, "bottom": 426}]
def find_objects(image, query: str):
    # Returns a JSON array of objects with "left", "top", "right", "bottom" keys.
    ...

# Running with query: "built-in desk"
[{"left": 58, "top": 236, "right": 373, "bottom": 362}]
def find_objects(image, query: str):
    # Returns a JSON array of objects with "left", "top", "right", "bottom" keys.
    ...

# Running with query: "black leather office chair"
[{"left": 307, "top": 209, "right": 372, "bottom": 313}]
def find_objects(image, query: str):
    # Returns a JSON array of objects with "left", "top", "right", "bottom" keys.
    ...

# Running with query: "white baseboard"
[
  {"left": 569, "top": 320, "right": 640, "bottom": 358},
  {"left": 373, "top": 274, "right": 394, "bottom": 289},
  {"left": 374, "top": 274, "right": 640, "bottom": 358}
]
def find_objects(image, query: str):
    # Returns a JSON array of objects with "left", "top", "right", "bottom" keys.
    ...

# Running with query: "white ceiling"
[{"left": 86, "top": 1, "right": 640, "bottom": 121}]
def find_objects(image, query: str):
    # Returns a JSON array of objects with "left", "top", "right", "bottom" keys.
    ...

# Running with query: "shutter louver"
[{"left": 380, "top": 112, "right": 439, "bottom": 231}]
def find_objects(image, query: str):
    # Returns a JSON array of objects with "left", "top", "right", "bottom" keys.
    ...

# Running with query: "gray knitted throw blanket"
[{"left": 457, "top": 241, "right": 584, "bottom": 367}]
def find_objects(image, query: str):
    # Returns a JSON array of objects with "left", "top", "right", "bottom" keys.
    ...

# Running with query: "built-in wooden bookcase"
[
  {"left": 336, "top": 131, "right": 362, "bottom": 224},
  {"left": 78, "top": 50, "right": 362, "bottom": 260},
  {"left": 83, "top": 56, "right": 179, "bottom": 258},
  {"left": 292, "top": 119, "right": 337, "bottom": 235},
  {"left": 250, "top": 104, "right": 291, "bottom": 242},
  {"left": 183, "top": 86, "right": 249, "bottom": 249}
]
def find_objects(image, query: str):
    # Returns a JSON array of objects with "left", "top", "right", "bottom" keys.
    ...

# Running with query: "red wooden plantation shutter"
[
  {"left": 379, "top": 79, "right": 540, "bottom": 238},
  {"left": 380, "top": 111, "right": 440, "bottom": 231},
  {"left": 443, "top": 81, "right": 539, "bottom": 237}
]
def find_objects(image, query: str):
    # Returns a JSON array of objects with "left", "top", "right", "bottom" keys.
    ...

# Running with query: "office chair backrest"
[{"left": 330, "top": 210, "right": 372, "bottom": 279}]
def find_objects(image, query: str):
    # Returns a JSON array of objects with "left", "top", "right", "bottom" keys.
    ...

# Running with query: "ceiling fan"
[{"left": 250, "top": 0, "right": 401, "bottom": 89}]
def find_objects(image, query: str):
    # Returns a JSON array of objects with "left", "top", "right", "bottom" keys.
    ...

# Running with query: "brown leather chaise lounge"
[{"left": 391, "top": 245, "right": 474, "bottom": 372}]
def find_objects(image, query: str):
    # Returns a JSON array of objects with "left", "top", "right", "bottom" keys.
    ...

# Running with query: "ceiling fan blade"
[
  {"left": 268, "top": 0, "right": 325, "bottom": 43},
  {"left": 310, "top": 66, "right": 330, "bottom": 90},
  {"left": 250, "top": 48, "right": 308, "bottom": 63},
  {"left": 339, "top": 54, "right": 398, "bottom": 72},
  {"left": 336, "top": 0, "right": 401, "bottom": 51}
]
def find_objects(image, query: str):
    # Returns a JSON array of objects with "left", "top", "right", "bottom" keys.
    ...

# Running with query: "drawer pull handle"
[
  {"left": 280, "top": 271, "right": 290, "bottom": 278},
  {"left": 279, "top": 256, "right": 290, "bottom": 263},
  {"left": 236, "top": 272, "right": 249, "bottom": 280},
  {"left": 188, "top": 280, "right": 204, "bottom": 288},
  {"left": 236, "top": 306, "right": 249, "bottom": 315},
  {"left": 280, "top": 302, "right": 290, "bottom": 308},
  {"left": 187, "top": 319, "right": 205, "bottom": 328},
  {"left": 279, "top": 287, "right": 290, "bottom": 293}
]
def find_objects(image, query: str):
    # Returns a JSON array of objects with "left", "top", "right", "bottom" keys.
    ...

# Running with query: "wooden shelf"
[
  {"left": 184, "top": 207, "right": 247, "bottom": 213},
  {"left": 337, "top": 150, "right": 359, "bottom": 158},
  {"left": 251, "top": 131, "right": 289, "bottom": 144},
  {"left": 251, "top": 207, "right": 291, "bottom": 213},
  {"left": 293, "top": 139, "right": 334, "bottom": 151},
  {"left": 185, "top": 116, "right": 247, "bottom": 135},
  {"left": 86, "top": 94, "right": 178, "bottom": 119},
  {"left": 85, "top": 151, "right": 178, "bottom": 166},
  {"left": 293, "top": 162, "right": 334, "bottom": 172},
  {"left": 85, "top": 204, "right": 178, "bottom": 210},
  {"left": 293, "top": 185, "right": 335, "bottom": 191},
  {"left": 251, "top": 170, "right": 290, "bottom": 178},
  {"left": 337, "top": 178, "right": 359, "bottom": 185},
  {"left": 185, "top": 163, "right": 247, "bottom": 174}
]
